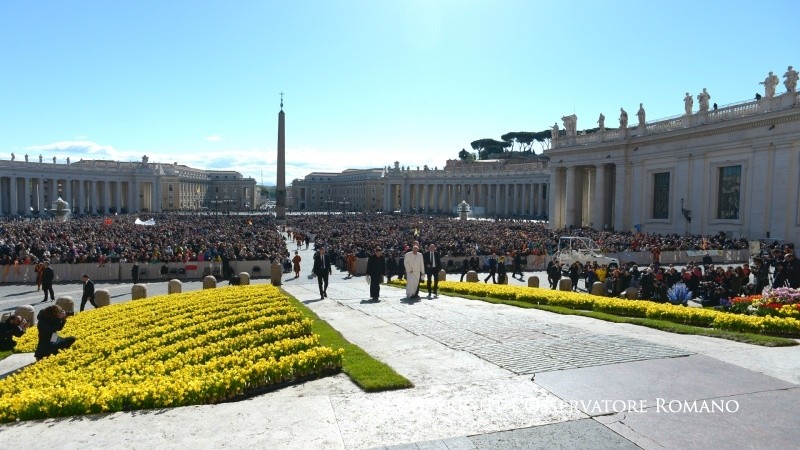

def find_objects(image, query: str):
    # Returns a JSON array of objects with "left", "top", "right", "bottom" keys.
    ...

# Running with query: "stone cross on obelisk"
[{"left": 275, "top": 92, "right": 286, "bottom": 224}]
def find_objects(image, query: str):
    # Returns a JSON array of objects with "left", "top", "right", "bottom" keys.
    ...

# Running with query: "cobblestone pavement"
[{"left": 343, "top": 296, "right": 691, "bottom": 375}]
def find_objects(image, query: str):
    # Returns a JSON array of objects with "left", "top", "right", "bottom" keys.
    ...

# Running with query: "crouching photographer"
[
  {"left": 34, "top": 305, "right": 76, "bottom": 361},
  {"left": 0, "top": 315, "right": 29, "bottom": 352}
]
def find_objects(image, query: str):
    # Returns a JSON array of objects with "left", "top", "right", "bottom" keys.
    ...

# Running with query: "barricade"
[
  {"left": 95, "top": 290, "right": 111, "bottom": 307},
  {"left": 590, "top": 282, "right": 606, "bottom": 296},
  {"left": 14, "top": 305, "right": 35, "bottom": 326},
  {"left": 168, "top": 280, "right": 182, "bottom": 294},
  {"left": 132, "top": 284, "right": 148, "bottom": 300},
  {"left": 270, "top": 262, "right": 282, "bottom": 286},
  {"left": 56, "top": 296, "right": 75, "bottom": 315}
]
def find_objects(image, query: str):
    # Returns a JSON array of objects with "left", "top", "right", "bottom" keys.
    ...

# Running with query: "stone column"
[
  {"left": 23, "top": 178, "right": 31, "bottom": 215},
  {"left": 383, "top": 181, "right": 391, "bottom": 212},
  {"left": 539, "top": 182, "right": 546, "bottom": 217},
  {"left": 401, "top": 181, "right": 409, "bottom": 213},
  {"left": 91, "top": 180, "right": 99, "bottom": 214},
  {"left": 154, "top": 179, "right": 162, "bottom": 212},
  {"left": 593, "top": 164, "right": 606, "bottom": 229},
  {"left": 613, "top": 163, "right": 626, "bottom": 231},
  {"left": 133, "top": 180, "right": 140, "bottom": 212},
  {"left": 78, "top": 179, "right": 85, "bottom": 213},
  {"left": 64, "top": 179, "right": 72, "bottom": 206},
  {"left": 565, "top": 166, "right": 577, "bottom": 227},
  {"left": 503, "top": 184, "right": 510, "bottom": 216},
  {"left": 104, "top": 181, "right": 111, "bottom": 213},
  {"left": 37, "top": 177, "right": 45, "bottom": 213},
  {"left": 491, "top": 183, "right": 498, "bottom": 215},
  {"left": 9, "top": 177, "right": 17, "bottom": 215},
  {"left": 548, "top": 170, "right": 561, "bottom": 228},
  {"left": 116, "top": 181, "right": 122, "bottom": 213},
  {"left": 529, "top": 183, "right": 535, "bottom": 216}
]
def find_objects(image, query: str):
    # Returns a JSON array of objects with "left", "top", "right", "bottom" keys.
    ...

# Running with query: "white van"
[{"left": 554, "top": 237, "right": 619, "bottom": 269}]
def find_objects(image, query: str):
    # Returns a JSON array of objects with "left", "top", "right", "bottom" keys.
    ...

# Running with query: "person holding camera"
[
  {"left": 0, "top": 315, "right": 29, "bottom": 352},
  {"left": 34, "top": 305, "right": 76, "bottom": 360}
]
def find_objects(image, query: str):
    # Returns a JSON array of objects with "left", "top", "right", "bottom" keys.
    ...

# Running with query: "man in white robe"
[{"left": 404, "top": 245, "right": 424, "bottom": 299}]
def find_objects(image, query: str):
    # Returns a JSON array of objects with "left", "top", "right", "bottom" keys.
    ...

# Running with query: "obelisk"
[{"left": 275, "top": 93, "right": 286, "bottom": 224}]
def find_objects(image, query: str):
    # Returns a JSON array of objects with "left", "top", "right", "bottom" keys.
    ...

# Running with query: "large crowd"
[
  {"left": 0, "top": 214, "right": 287, "bottom": 265},
  {"left": 287, "top": 213, "right": 753, "bottom": 259},
  {"left": 287, "top": 213, "right": 797, "bottom": 304},
  {"left": 0, "top": 212, "right": 796, "bottom": 305}
]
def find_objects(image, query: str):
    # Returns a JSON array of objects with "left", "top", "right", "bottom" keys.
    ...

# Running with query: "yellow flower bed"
[
  {"left": 0, "top": 285, "right": 343, "bottom": 423},
  {"left": 388, "top": 280, "right": 800, "bottom": 336}
]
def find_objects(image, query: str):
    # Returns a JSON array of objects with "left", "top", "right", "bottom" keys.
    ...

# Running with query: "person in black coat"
[
  {"left": 41, "top": 261, "right": 55, "bottom": 302},
  {"left": 365, "top": 247, "right": 386, "bottom": 300},
  {"left": 80, "top": 274, "right": 98, "bottom": 312},
  {"left": 385, "top": 253, "right": 397, "bottom": 282},
  {"left": 423, "top": 244, "right": 442, "bottom": 298},
  {"left": 0, "top": 314, "right": 28, "bottom": 352},
  {"left": 131, "top": 261, "right": 140, "bottom": 284},
  {"left": 312, "top": 247, "right": 332, "bottom": 299},
  {"left": 459, "top": 258, "right": 470, "bottom": 282},
  {"left": 497, "top": 256, "right": 508, "bottom": 284},
  {"left": 469, "top": 253, "right": 480, "bottom": 273},
  {"left": 512, "top": 252, "right": 525, "bottom": 280},
  {"left": 34, "top": 305, "right": 76, "bottom": 360},
  {"left": 483, "top": 253, "right": 497, "bottom": 284}
]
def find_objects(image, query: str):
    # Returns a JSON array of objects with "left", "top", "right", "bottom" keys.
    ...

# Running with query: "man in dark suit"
[
  {"left": 131, "top": 262, "right": 140, "bottom": 284},
  {"left": 423, "top": 243, "right": 442, "bottom": 298},
  {"left": 365, "top": 247, "right": 386, "bottom": 301},
  {"left": 312, "top": 247, "right": 332, "bottom": 299},
  {"left": 80, "top": 274, "right": 98, "bottom": 312},
  {"left": 41, "top": 261, "right": 55, "bottom": 302}
]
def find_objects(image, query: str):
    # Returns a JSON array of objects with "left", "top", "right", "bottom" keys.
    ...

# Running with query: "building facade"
[
  {"left": 545, "top": 88, "right": 800, "bottom": 242},
  {"left": 0, "top": 155, "right": 257, "bottom": 215},
  {"left": 291, "top": 157, "right": 550, "bottom": 217}
]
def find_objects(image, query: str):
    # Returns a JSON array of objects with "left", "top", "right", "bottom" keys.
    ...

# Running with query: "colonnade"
[
  {"left": 384, "top": 181, "right": 548, "bottom": 217},
  {"left": 549, "top": 163, "right": 621, "bottom": 230},
  {"left": 0, "top": 176, "right": 160, "bottom": 215}
]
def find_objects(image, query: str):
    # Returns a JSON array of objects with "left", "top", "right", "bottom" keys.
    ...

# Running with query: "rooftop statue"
[
  {"left": 759, "top": 71, "right": 779, "bottom": 98},
  {"left": 619, "top": 108, "right": 628, "bottom": 128},
  {"left": 784, "top": 66, "right": 798, "bottom": 93},
  {"left": 697, "top": 88, "right": 711, "bottom": 112},
  {"left": 684, "top": 92, "right": 693, "bottom": 114}
]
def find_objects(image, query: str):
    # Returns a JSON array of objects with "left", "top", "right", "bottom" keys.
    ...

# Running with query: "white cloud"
[
  {"left": 20, "top": 140, "right": 420, "bottom": 187},
  {"left": 205, "top": 135, "right": 223, "bottom": 142},
  {"left": 25, "top": 140, "right": 123, "bottom": 160}
]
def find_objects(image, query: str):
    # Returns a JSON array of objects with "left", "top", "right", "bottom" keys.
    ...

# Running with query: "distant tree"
[
  {"left": 471, "top": 138, "right": 510, "bottom": 160},
  {"left": 458, "top": 148, "right": 476, "bottom": 162},
  {"left": 501, "top": 131, "right": 537, "bottom": 153},
  {"left": 259, "top": 185, "right": 274, "bottom": 200},
  {"left": 531, "top": 129, "right": 552, "bottom": 152}
]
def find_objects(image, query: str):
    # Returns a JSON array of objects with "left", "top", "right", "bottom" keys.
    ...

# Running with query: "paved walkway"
[{"left": 0, "top": 240, "right": 798, "bottom": 449}]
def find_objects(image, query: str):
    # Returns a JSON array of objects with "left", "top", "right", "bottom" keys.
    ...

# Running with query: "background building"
[
  {"left": 546, "top": 88, "right": 800, "bottom": 242},
  {"left": 291, "top": 156, "right": 549, "bottom": 218},
  {"left": 0, "top": 156, "right": 257, "bottom": 215}
]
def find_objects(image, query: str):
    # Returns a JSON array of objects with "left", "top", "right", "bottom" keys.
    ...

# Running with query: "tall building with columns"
[
  {"left": 545, "top": 85, "right": 800, "bottom": 242},
  {"left": 291, "top": 156, "right": 549, "bottom": 217},
  {"left": 0, "top": 155, "right": 257, "bottom": 215}
]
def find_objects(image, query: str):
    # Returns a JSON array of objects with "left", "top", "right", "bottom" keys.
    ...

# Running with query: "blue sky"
[{"left": 2, "top": 0, "right": 798, "bottom": 184}]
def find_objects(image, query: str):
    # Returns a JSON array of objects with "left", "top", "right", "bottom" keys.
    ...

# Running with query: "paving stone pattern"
[{"left": 347, "top": 298, "right": 691, "bottom": 374}]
